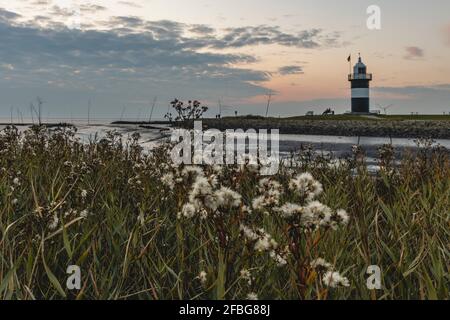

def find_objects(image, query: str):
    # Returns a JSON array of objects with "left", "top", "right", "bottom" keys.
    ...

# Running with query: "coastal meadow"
[{"left": 0, "top": 125, "right": 448, "bottom": 300}]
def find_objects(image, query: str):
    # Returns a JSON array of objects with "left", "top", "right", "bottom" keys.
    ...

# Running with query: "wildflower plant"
[{"left": 163, "top": 149, "right": 351, "bottom": 298}]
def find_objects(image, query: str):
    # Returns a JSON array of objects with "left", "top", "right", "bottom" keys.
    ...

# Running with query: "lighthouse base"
[
  {"left": 351, "top": 98, "right": 370, "bottom": 113},
  {"left": 345, "top": 111, "right": 381, "bottom": 116}
]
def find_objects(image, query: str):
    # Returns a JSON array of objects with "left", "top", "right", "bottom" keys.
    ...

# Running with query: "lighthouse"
[{"left": 348, "top": 55, "right": 372, "bottom": 113}]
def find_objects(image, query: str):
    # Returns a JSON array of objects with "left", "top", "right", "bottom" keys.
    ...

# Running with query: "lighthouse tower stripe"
[
  {"left": 351, "top": 88, "right": 369, "bottom": 99},
  {"left": 349, "top": 55, "right": 372, "bottom": 113}
]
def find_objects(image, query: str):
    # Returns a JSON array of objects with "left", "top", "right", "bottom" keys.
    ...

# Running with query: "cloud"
[
  {"left": 0, "top": 8, "right": 258, "bottom": 65},
  {"left": 27, "top": 1, "right": 106, "bottom": 14},
  {"left": 208, "top": 26, "right": 330, "bottom": 49},
  {"left": 0, "top": 7, "right": 274, "bottom": 116},
  {"left": 0, "top": 16, "right": 263, "bottom": 78},
  {"left": 0, "top": 7, "right": 21, "bottom": 21},
  {"left": 278, "top": 65, "right": 304, "bottom": 75},
  {"left": 95, "top": 16, "right": 339, "bottom": 50},
  {"left": 404, "top": 46, "right": 424, "bottom": 60},
  {"left": 17, "top": 3, "right": 340, "bottom": 50},
  {"left": 50, "top": 5, "right": 77, "bottom": 18},
  {"left": 189, "top": 24, "right": 215, "bottom": 35},
  {"left": 0, "top": 5, "right": 344, "bottom": 117},
  {"left": 0, "top": 6, "right": 338, "bottom": 85},
  {"left": 80, "top": 4, "right": 107, "bottom": 14},
  {"left": 117, "top": 1, "right": 143, "bottom": 9}
]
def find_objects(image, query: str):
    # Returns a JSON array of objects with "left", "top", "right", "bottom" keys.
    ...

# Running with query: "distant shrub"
[{"left": 165, "top": 99, "right": 208, "bottom": 122}]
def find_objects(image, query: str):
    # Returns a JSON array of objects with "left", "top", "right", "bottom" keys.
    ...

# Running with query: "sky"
[{"left": 0, "top": 0, "right": 450, "bottom": 120}]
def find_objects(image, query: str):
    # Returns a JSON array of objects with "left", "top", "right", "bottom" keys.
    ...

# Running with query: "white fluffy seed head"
[
  {"left": 214, "top": 187, "right": 242, "bottom": 208},
  {"left": 310, "top": 258, "right": 332, "bottom": 271},
  {"left": 289, "top": 172, "right": 323, "bottom": 201},
  {"left": 275, "top": 202, "right": 303, "bottom": 218},
  {"left": 336, "top": 209, "right": 350, "bottom": 225},
  {"left": 161, "top": 173, "right": 175, "bottom": 189},
  {"left": 246, "top": 292, "right": 258, "bottom": 300},
  {"left": 179, "top": 203, "right": 196, "bottom": 219},
  {"left": 198, "top": 271, "right": 207, "bottom": 284},
  {"left": 322, "top": 271, "right": 350, "bottom": 288}
]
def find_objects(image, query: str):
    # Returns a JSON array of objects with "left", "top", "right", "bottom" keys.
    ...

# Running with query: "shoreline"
[{"left": 3, "top": 116, "right": 450, "bottom": 139}]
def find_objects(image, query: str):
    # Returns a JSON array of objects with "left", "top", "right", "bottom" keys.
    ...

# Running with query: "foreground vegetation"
[{"left": 0, "top": 125, "right": 448, "bottom": 300}]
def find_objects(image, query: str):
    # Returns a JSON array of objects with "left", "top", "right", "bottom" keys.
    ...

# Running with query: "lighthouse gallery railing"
[{"left": 348, "top": 73, "right": 373, "bottom": 80}]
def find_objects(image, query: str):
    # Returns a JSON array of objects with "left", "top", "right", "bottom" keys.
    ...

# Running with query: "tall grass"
[{"left": 0, "top": 125, "right": 448, "bottom": 300}]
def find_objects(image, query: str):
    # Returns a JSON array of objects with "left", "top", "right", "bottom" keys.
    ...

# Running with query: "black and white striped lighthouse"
[{"left": 348, "top": 55, "right": 372, "bottom": 113}]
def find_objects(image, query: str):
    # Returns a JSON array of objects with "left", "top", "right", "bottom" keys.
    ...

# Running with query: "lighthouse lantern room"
[{"left": 348, "top": 55, "right": 373, "bottom": 114}]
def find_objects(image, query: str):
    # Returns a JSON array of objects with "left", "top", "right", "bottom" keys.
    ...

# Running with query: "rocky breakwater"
[{"left": 198, "top": 118, "right": 450, "bottom": 139}]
